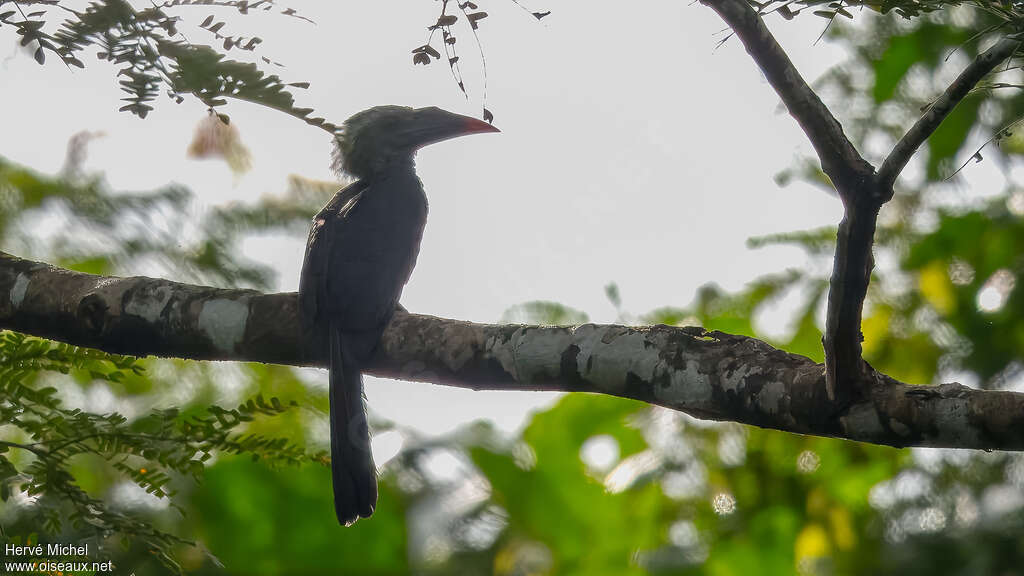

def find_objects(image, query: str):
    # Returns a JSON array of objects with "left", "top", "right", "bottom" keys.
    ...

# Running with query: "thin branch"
[
  {"left": 456, "top": 0, "right": 489, "bottom": 105},
  {"left": 700, "top": 0, "right": 874, "bottom": 189},
  {"left": 701, "top": 0, "right": 879, "bottom": 410},
  {"left": 3, "top": 252, "right": 1024, "bottom": 451},
  {"left": 946, "top": 116, "right": 1024, "bottom": 180},
  {"left": 942, "top": 22, "right": 1005, "bottom": 64},
  {"left": 878, "top": 36, "right": 1020, "bottom": 191},
  {"left": 45, "top": 431, "right": 172, "bottom": 455},
  {"left": 0, "top": 439, "right": 49, "bottom": 458},
  {"left": 821, "top": 199, "right": 878, "bottom": 405}
]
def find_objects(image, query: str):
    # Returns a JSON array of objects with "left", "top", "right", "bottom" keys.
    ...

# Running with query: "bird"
[{"left": 298, "top": 106, "right": 499, "bottom": 525}]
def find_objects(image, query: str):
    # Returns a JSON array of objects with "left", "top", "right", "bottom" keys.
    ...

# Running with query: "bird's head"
[{"left": 332, "top": 105, "right": 499, "bottom": 179}]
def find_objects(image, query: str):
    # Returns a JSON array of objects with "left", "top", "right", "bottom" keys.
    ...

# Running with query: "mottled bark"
[{"left": 2, "top": 252, "right": 1022, "bottom": 450}]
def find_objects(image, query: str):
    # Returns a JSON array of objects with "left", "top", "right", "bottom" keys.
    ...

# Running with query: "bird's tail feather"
[{"left": 329, "top": 322, "right": 378, "bottom": 525}]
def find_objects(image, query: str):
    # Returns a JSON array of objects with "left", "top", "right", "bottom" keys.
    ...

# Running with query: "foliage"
[
  {"left": 411, "top": 0, "right": 551, "bottom": 121},
  {"left": 2, "top": 0, "right": 1024, "bottom": 574},
  {"left": 757, "top": 0, "right": 1024, "bottom": 37},
  {"left": 415, "top": 5, "right": 1024, "bottom": 573},
  {"left": 0, "top": 0, "right": 333, "bottom": 132},
  {"left": 0, "top": 0, "right": 547, "bottom": 129},
  {"left": 0, "top": 153, "right": 332, "bottom": 289},
  {"left": 0, "top": 331, "right": 312, "bottom": 572},
  {"left": 186, "top": 459, "right": 410, "bottom": 575},
  {"left": 621, "top": 5, "right": 1024, "bottom": 572},
  {"left": 766, "top": 3, "right": 1024, "bottom": 389},
  {"left": 500, "top": 301, "right": 590, "bottom": 325},
  {"left": 0, "top": 145, "right": 346, "bottom": 570}
]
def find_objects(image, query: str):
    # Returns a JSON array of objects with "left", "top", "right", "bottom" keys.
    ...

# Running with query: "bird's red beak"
[{"left": 460, "top": 116, "right": 501, "bottom": 135}]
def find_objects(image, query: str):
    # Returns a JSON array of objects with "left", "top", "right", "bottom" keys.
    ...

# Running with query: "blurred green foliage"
[{"left": 3, "top": 1, "right": 1024, "bottom": 574}]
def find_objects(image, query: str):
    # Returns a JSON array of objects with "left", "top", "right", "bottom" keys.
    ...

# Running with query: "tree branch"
[
  {"left": 699, "top": 0, "right": 874, "bottom": 189},
  {"left": 2, "top": 252, "right": 1023, "bottom": 451},
  {"left": 0, "top": 439, "right": 49, "bottom": 458},
  {"left": 701, "top": 0, "right": 883, "bottom": 406},
  {"left": 878, "top": 36, "right": 1020, "bottom": 191},
  {"left": 822, "top": 193, "right": 881, "bottom": 406}
]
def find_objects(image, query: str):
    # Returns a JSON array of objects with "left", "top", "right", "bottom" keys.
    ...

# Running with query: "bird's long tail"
[{"left": 329, "top": 321, "right": 378, "bottom": 525}]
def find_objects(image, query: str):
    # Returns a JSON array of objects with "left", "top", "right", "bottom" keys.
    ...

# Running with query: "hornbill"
[{"left": 299, "top": 106, "right": 499, "bottom": 525}]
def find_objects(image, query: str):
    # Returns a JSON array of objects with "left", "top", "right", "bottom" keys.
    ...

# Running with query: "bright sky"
[{"left": 0, "top": 0, "right": 849, "bottom": 436}]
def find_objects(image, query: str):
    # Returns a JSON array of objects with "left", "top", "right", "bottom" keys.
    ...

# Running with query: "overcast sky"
[{"left": 1, "top": 0, "right": 852, "bottom": 437}]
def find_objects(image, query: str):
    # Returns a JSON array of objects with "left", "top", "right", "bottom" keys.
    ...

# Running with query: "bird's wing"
[
  {"left": 301, "top": 176, "right": 427, "bottom": 362},
  {"left": 298, "top": 180, "right": 368, "bottom": 335}
]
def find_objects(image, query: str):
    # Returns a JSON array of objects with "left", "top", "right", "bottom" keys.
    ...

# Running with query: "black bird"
[{"left": 299, "top": 106, "right": 499, "bottom": 525}]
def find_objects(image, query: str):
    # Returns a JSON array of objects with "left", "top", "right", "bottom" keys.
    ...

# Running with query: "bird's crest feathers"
[{"left": 331, "top": 106, "right": 415, "bottom": 179}]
